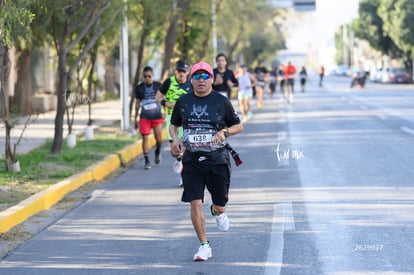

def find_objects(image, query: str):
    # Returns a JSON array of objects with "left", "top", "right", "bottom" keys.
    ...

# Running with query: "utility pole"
[
  {"left": 120, "top": 0, "right": 130, "bottom": 131},
  {"left": 343, "top": 25, "right": 348, "bottom": 66}
]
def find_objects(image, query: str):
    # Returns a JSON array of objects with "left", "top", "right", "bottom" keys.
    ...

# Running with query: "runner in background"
[
  {"left": 212, "top": 53, "right": 238, "bottom": 99},
  {"left": 268, "top": 64, "right": 278, "bottom": 98},
  {"left": 283, "top": 61, "right": 296, "bottom": 104},
  {"left": 134, "top": 66, "right": 163, "bottom": 170},
  {"left": 299, "top": 66, "right": 307, "bottom": 93},
  {"left": 156, "top": 59, "right": 192, "bottom": 186},
  {"left": 254, "top": 60, "right": 268, "bottom": 109},
  {"left": 237, "top": 64, "right": 256, "bottom": 122},
  {"left": 318, "top": 65, "right": 325, "bottom": 87},
  {"left": 278, "top": 64, "right": 285, "bottom": 97}
]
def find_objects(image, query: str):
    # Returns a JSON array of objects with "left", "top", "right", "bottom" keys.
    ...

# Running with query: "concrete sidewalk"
[{"left": 0, "top": 100, "right": 128, "bottom": 158}]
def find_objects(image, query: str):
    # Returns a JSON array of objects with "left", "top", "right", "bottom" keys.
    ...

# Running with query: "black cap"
[{"left": 176, "top": 59, "right": 189, "bottom": 71}]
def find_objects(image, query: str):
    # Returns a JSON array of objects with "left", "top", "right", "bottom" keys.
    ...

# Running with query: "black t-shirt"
[
  {"left": 170, "top": 91, "right": 241, "bottom": 164},
  {"left": 212, "top": 68, "right": 238, "bottom": 94},
  {"left": 254, "top": 66, "right": 268, "bottom": 82},
  {"left": 134, "top": 81, "right": 162, "bottom": 120},
  {"left": 270, "top": 68, "right": 278, "bottom": 77}
]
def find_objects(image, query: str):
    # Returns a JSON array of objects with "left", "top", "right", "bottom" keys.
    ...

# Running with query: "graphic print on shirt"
[
  {"left": 190, "top": 104, "right": 209, "bottom": 119},
  {"left": 139, "top": 84, "right": 162, "bottom": 120},
  {"left": 182, "top": 102, "right": 225, "bottom": 153}
]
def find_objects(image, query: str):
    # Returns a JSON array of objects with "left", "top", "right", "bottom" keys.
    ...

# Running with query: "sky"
[{"left": 282, "top": 0, "right": 360, "bottom": 66}]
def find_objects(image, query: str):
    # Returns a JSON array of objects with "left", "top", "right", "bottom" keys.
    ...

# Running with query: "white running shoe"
[
  {"left": 209, "top": 202, "right": 230, "bottom": 231},
  {"left": 215, "top": 213, "right": 230, "bottom": 232},
  {"left": 193, "top": 244, "right": 212, "bottom": 261},
  {"left": 173, "top": 159, "right": 183, "bottom": 174}
]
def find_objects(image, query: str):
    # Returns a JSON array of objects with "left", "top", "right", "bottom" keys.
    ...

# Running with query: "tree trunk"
[
  {"left": 129, "top": 8, "right": 151, "bottom": 116},
  {"left": 51, "top": 51, "right": 68, "bottom": 154},
  {"left": 182, "top": 19, "right": 189, "bottom": 62},
  {"left": 161, "top": 0, "right": 191, "bottom": 80},
  {"left": 0, "top": 43, "right": 15, "bottom": 169},
  {"left": 161, "top": 14, "right": 179, "bottom": 80},
  {"left": 5, "top": 119, "right": 14, "bottom": 165},
  {"left": 14, "top": 49, "right": 33, "bottom": 115},
  {"left": 87, "top": 47, "right": 97, "bottom": 125},
  {"left": 0, "top": 43, "right": 11, "bottom": 116}
]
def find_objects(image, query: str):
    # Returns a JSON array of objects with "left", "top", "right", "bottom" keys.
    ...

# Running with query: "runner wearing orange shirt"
[{"left": 283, "top": 61, "right": 296, "bottom": 103}]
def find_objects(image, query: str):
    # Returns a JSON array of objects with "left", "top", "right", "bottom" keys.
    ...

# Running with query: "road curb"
[
  {"left": 0, "top": 131, "right": 165, "bottom": 234},
  {"left": 117, "top": 141, "right": 143, "bottom": 166},
  {"left": 87, "top": 154, "right": 121, "bottom": 182}
]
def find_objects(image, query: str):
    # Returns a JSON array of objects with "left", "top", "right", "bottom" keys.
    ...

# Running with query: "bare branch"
[
  {"left": 68, "top": 6, "right": 123, "bottom": 75},
  {"left": 66, "top": 1, "right": 112, "bottom": 54},
  {"left": 66, "top": 2, "right": 98, "bottom": 34},
  {"left": 12, "top": 113, "right": 37, "bottom": 158}
]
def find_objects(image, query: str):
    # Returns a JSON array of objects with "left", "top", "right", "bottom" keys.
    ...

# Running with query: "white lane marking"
[
  {"left": 281, "top": 202, "right": 295, "bottom": 231},
  {"left": 401, "top": 126, "right": 414, "bottom": 135},
  {"left": 277, "top": 131, "right": 287, "bottom": 141},
  {"left": 264, "top": 203, "right": 295, "bottom": 275}
]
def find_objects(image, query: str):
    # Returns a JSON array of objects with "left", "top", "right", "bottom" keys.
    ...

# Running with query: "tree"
[
  {"left": 128, "top": 0, "right": 169, "bottom": 116},
  {"left": 0, "top": 0, "right": 34, "bottom": 170},
  {"left": 379, "top": 0, "right": 414, "bottom": 75},
  {"left": 12, "top": 1, "right": 63, "bottom": 116},
  {"left": 46, "top": 0, "right": 124, "bottom": 154},
  {"left": 161, "top": 0, "right": 192, "bottom": 80},
  {"left": 215, "top": 0, "right": 285, "bottom": 67},
  {"left": 351, "top": 0, "right": 401, "bottom": 59},
  {"left": 178, "top": 0, "right": 212, "bottom": 63}
]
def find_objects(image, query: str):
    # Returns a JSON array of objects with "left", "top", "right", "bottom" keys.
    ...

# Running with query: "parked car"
[
  {"left": 370, "top": 68, "right": 384, "bottom": 82},
  {"left": 333, "top": 64, "right": 351, "bottom": 76},
  {"left": 381, "top": 67, "right": 411, "bottom": 83}
]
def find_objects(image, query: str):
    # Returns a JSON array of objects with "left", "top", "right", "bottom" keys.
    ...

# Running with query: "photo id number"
[{"left": 353, "top": 244, "right": 383, "bottom": 251}]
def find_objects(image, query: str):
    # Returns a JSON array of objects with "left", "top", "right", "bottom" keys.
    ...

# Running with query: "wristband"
[
  {"left": 160, "top": 99, "right": 166, "bottom": 106},
  {"left": 222, "top": 129, "right": 230, "bottom": 138}
]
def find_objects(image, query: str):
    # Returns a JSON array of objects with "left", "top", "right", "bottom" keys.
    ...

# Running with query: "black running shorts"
[{"left": 181, "top": 161, "right": 230, "bottom": 206}]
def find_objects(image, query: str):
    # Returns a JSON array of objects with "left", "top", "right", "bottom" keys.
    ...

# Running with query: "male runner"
[
  {"left": 170, "top": 61, "right": 243, "bottom": 261},
  {"left": 134, "top": 66, "right": 163, "bottom": 169},
  {"left": 156, "top": 59, "right": 192, "bottom": 186}
]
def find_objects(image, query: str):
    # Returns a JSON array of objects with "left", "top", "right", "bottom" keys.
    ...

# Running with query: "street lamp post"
[{"left": 120, "top": 0, "right": 130, "bottom": 131}]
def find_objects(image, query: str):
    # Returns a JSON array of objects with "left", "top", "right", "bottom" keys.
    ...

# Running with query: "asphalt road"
[{"left": 1, "top": 75, "right": 413, "bottom": 275}]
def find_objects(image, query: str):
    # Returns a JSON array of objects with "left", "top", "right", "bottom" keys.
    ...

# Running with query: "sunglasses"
[
  {"left": 192, "top": 73, "right": 211, "bottom": 80},
  {"left": 143, "top": 75, "right": 152, "bottom": 78},
  {"left": 177, "top": 69, "right": 187, "bottom": 73}
]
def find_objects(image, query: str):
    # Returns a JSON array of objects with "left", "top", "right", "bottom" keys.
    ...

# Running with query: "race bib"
[
  {"left": 184, "top": 129, "right": 216, "bottom": 152},
  {"left": 188, "top": 133, "right": 212, "bottom": 144},
  {"left": 143, "top": 102, "right": 157, "bottom": 110}
]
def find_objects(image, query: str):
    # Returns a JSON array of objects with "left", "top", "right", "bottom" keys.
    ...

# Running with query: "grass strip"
[{"left": 0, "top": 131, "right": 138, "bottom": 211}]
